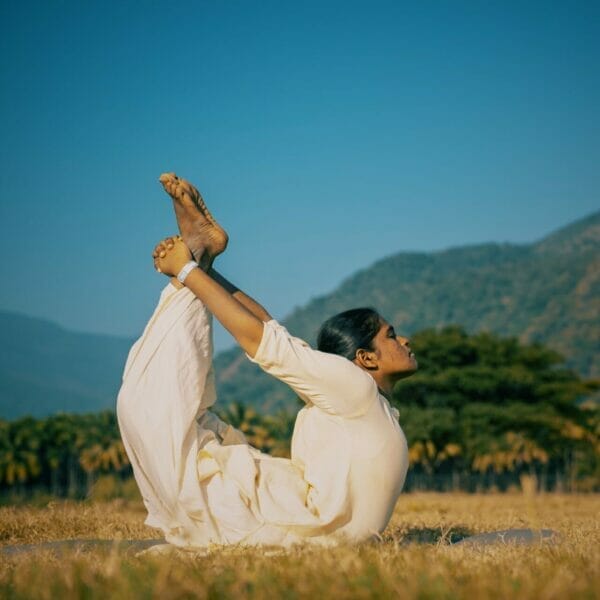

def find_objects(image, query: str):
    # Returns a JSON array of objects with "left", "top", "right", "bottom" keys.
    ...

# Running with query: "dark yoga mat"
[
  {"left": 451, "top": 528, "right": 560, "bottom": 547},
  {"left": 0, "top": 538, "right": 165, "bottom": 557},
  {"left": 0, "top": 528, "right": 560, "bottom": 556}
]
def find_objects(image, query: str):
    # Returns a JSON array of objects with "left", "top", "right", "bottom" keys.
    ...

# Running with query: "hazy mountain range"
[
  {"left": 1, "top": 210, "right": 598, "bottom": 419},
  {"left": 214, "top": 209, "right": 599, "bottom": 412}
]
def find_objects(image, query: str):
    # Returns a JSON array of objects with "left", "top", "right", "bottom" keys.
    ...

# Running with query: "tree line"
[
  {"left": 392, "top": 325, "right": 599, "bottom": 491},
  {"left": 0, "top": 325, "right": 598, "bottom": 498}
]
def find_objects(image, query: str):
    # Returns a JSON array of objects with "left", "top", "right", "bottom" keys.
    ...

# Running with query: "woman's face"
[{"left": 370, "top": 318, "right": 418, "bottom": 376}]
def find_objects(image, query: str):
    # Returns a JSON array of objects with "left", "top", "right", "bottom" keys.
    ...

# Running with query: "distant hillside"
[
  {"left": 1, "top": 210, "right": 598, "bottom": 419},
  {"left": 0, "top": 312, "right": 133, "bottom": 419},
  {"left": 214, "top": 210, "right": 600, "bottom": 412}
]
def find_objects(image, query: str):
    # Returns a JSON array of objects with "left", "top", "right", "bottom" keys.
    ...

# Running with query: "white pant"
[{"left": 116, "top": 283, "right": 328, "bottom": 548}]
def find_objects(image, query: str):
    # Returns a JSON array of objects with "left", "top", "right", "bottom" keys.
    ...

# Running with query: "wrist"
[{"left": 176, "top": 260, "right": 199, "bottom": 284}]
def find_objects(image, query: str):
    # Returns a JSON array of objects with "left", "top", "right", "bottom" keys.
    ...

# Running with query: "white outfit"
[{"left": 117, "top": 282, "right": 409, "bottom": 549}]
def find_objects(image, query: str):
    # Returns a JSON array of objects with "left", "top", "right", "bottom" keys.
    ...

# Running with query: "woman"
[{"left": 116, "top": 175, "right": 417, "bottom": 550}]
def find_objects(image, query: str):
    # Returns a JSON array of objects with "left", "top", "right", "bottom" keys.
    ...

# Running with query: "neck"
[
  {"left": 371, "top": 373, "right": 394, "bottom": 398},
  {"left": 353, "top": 361, "right": 399, "bottom": 399}
]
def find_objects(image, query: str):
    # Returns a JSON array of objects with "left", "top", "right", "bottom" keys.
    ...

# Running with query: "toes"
[
  {"left": 174, "top": 181, "right": 195, "bottom": 204},
  {"left": 179, "top": 178, "right": 197, "bottom": 200},
  {"left": 188, "top": 184, "right": 200, "bottom": 203},
  {"left": 159, "top": 172, "right": 177, "bottom": 183},
  {"left": 160, "top": 174, "right": 200, "bottom": 209},
  {"left": 177, "top": 187, "right": 194, "bottom": 207},
  {"left": 181, "top": 179, "right": 201, "bottom": 205},
  {"left": 159, "top": 173, "right": 180, "bottom": 198}
]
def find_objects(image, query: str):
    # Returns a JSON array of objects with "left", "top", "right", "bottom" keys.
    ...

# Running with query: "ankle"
[{"left": 197, "top": 254, "right": 214, "bottom": 273}]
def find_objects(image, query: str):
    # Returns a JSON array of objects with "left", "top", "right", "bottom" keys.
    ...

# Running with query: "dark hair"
[{"left": 316, "top": 307, "right": 382, "bottom": 361}]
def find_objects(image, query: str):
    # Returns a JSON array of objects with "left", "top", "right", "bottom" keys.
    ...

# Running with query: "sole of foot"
[{"left": 159, "top": 173, "right": 229, "bottom": 270}]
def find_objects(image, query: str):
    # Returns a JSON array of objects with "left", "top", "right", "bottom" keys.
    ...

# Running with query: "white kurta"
[{"left": 116, "top": 282, "right": 408, "bottom": 549}]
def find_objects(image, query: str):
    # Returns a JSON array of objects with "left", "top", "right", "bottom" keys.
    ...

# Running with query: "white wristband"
[{"left": 177, "top": 261, "right": 199, "bottom": 284}]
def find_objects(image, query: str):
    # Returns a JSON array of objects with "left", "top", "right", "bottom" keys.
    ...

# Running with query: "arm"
[
  {"left": 208, "top": 267, "right": 273, "bottom": 323},
  {"left": 184, "top": 267, "right": 266, "bottom": 357},
  {"left": 244, "top": 319, "right": 378, "bottom": 417},
  {"left": 155, "top": 238, "right": 376, "bottom": 417},
  {"left": 155, "top": 238, "right": 267, "bottom": 358}
]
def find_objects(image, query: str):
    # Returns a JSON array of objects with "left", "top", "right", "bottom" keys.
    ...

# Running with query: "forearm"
[
  {"left": 184, "top": 267, "right": 265, "bottom": 358},
  {"left": 208, "top": 267, "right": 273, "bottom": 323}
]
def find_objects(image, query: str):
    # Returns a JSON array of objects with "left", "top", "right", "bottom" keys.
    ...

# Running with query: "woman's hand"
[{"left": 152, "top": 235, "right": 194, "bottom": 277}]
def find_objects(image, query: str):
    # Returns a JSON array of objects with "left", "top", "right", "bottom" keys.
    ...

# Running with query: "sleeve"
[{"left": 244, "top": 319, "right": 378, "bottom": 418}]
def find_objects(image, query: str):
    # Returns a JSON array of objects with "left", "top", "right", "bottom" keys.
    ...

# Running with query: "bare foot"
[{"left": 158, "top": 173, "right": 229, "bottom": 271}]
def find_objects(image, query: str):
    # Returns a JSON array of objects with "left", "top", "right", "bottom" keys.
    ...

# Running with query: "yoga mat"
[{"left": 0, "top": 528, "right": 560, "bottom": 557}]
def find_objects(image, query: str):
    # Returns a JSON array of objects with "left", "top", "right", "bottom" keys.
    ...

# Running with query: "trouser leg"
[{"left": 116, "top": 283, "right": 220, "bottom": 534}]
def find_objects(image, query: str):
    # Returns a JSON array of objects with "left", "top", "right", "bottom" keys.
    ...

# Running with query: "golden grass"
[{"left": 0, "top": 493, "right": 598, "bottom": 599}]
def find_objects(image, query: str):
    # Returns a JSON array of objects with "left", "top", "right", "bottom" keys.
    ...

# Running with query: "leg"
[
  {"left": 116, "top": 286, "right": 221, "bottom": 541},
  {"left": 155, "top": 258, "right": 272, "bottom": 322},
  {"left": 117, "top": 285, "right": 333, "bottom": 548},
  {"left": 208, "top": 267, "right": 272, "bottom": 322},
  {"left": 118, "top": 175, "right": 295, "bottom": 546},
  {"left": 117, "top": 283, "right": 265, "bottom": 547},
  {"left": 157, "top": 172, "right": 272, "bottom": 321}
]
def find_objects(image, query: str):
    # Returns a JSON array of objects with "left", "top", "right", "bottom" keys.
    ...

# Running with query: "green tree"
[
  {"left": 393, "top": 325, "right": 599, "bottom": 490},
  {"left": 77, "top": 411, "right": 129, "bottom": 495},
  {"left": 0, "top": 417, "right": 43, "bottom": 491}
]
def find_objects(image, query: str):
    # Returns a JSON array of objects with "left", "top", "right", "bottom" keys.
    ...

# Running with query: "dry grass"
[{"left": 0, "top": 492, "right": 598, "bottom": 599}]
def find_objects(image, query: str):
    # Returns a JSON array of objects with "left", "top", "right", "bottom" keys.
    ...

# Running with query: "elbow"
[
  {"left": 240, "top": 320, "right": 266, "bottom": 360},
  {"left": 244, "top": 339, "right": 261, "bottom": 360}
]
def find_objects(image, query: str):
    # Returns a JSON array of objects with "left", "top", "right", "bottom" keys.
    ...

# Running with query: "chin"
[{"left": 395, "top": 366, "right": 417, "bottom": 381}]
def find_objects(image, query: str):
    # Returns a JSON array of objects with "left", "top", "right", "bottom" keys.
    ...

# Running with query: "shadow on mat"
[
  {"left": 383, "top": 526, "right": 474, "bottom": 545},
  {"left": 382, "top": 527, "right": 560, "bottom": 547}
]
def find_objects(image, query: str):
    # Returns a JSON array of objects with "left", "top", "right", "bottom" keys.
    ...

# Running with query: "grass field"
[{"left": 0, "top": 492, "right": 598, "bottom": 599}]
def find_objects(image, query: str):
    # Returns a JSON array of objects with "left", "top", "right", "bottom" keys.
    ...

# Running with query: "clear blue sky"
[{"left": 1, "top": 1, "right": 598, "bottom": 353}]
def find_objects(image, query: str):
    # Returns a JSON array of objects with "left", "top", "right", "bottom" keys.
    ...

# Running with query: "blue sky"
[{"left": 1, "top": 1, "right": 598, "bottom": 353}]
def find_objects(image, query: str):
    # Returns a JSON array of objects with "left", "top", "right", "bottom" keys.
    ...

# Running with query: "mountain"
[
  {"left": 0, "top": 312, "right": 133, "bottom": 419},
  {"left": 1, "top": 209, "right": 598, "bottom": 419},
  {"left": 214, "top": 210, "right": 600, "bottom": 412}
]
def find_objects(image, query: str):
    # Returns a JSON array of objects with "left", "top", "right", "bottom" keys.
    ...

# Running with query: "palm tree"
[
  {"left": 0, "top": 417, "right": 43, "bottom": 493},
  {"left": 43, "top": 413, "right": 80, "bottom": 495},
  {"left": 78, "top": 411, "right": 129, "bottom": 495}
]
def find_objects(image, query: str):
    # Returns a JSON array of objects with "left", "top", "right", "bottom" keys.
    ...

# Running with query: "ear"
[{"left": 354, "top": 348, "right": 379, "bottom": 370}]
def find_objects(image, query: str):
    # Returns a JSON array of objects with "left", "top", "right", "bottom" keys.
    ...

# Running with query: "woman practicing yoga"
[{"left": 116, "top": 173, "right": 417, "bottom": 549}]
